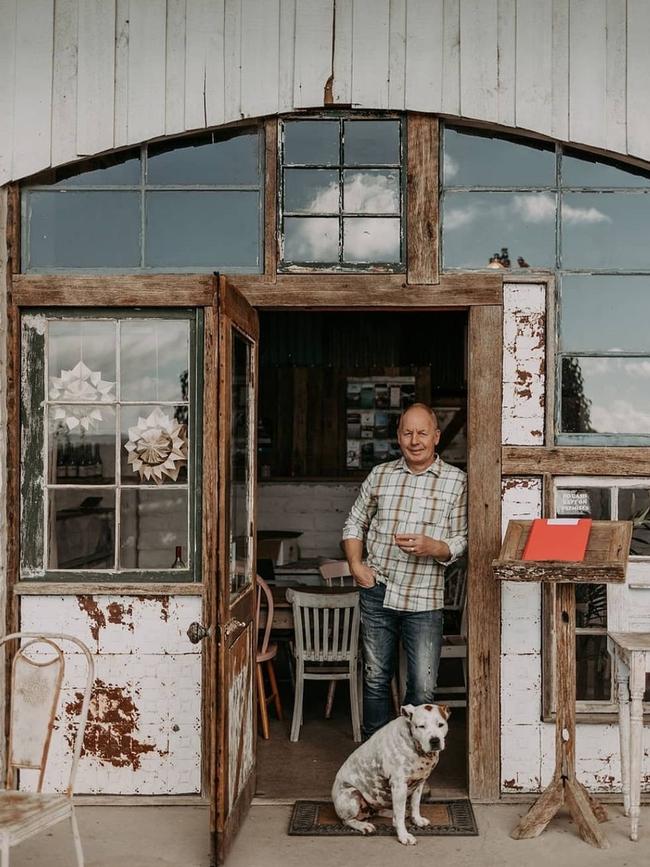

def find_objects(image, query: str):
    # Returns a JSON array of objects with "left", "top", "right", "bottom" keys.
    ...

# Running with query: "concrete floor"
[{"left": 7, "top": 803, "right": 650, "bottom": 866}]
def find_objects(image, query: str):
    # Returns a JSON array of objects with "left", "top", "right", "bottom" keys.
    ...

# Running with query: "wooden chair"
[
  {"left": 436, "top": 556, "right": 468, "bottom": 708},
  {"left": 286, "top": 589, "right": 361, "bottom": 742},
  {"left": 255, "top": 575, "right": 283, "bottom": 739},
  {"left": 0, "top": 632, "right": 94, "bottom": 867}
]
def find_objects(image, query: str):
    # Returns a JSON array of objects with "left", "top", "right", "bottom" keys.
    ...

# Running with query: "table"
[
  {"left": 607, "top": 632, "right": 650, "bottom": 841},
  {"left": 493, "top": 519, "right": 632, "bottom": 849}
]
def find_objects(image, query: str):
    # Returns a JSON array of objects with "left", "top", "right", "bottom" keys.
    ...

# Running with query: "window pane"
[
  {"left": 618, "top": 489, "right": 650, "bottom": 556},
  {"left": 343, "top": 170, "right": 400, "bottom": 214},
  {"left": 121, "top": 405, "right": 188, "bottom": 485},
  {"left": 576, "top": 633, "right": 611, "bottom": 701},
  {"left": 284, "top": 169, "right": 339, "bottom": 213},
  {"left": 48, "top": 407, "right": 116, "bottom": 484},
  {"left": 49, "top": 152, "right": 141, "bottom": 187},
  {"left": 283, "top": 217, "right": 339, "bottom": 262},
  {"left": 343, "top": 120, "right": 400, "bottom": 165},
  {"left": 145, "top": 190, "right": 260, "bottom": 268},
  {"left": 443, "top": 128, "right": 555, "bottom": 187},
  {"left": 120, "top": 488, "right": 188, "bottom": 569},
  {"left": 48, "top": 320, "right": 116, "bottom": 394},
  {"left": 562, "top": 150, "right": 650, "bottom": 188},
  {"left": 561, "top": 192, "right": 650, "bottom": 269},
  {"left": 442, "top": 191, "right": 555, "bottom": 269},
  {"left": 147, "top": 131, "right": 259, "bottom": 185},
  {"left": 231, "top": 333, "right": 252, "bottom": 597},
  {"left": 561, "top": 276, "right": 650, "bottom": 353},
  {"left": 28, "top": 191, "right": 141, "bottom": 268},
  {"left": 48, "top": 489, "right": 115, "bottom": 570},
  {"left": 561, "top": 356, "right": 650, "bottom": 434},
  {"left": 121, "top": 320, "right": 189, "bottom": 402},
  {"left": 284, "top": 120, "right": 339, "bottom": 165},
  {"left": 343, "top": 217, "right": 400, "bottom": 263},
  {"left": 555, "top": 487, "right": 611, "bottom": 519}
]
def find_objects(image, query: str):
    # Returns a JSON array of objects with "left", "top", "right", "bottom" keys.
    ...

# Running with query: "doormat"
[{"left": 288, "top": 798, "right": 478, "bottom": 836}]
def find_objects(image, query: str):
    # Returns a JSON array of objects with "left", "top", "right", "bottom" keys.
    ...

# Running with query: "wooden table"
[
  {"left": 494, "top": 519, "right": 632, "bottom": 849},
  {"left": 607, "top": 631, "right": 650, "bottom": 841}
]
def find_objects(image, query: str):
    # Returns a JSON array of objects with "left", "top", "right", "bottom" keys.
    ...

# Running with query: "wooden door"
[{"left": 208, "top": 275, "right": 259, "bottom": 864}]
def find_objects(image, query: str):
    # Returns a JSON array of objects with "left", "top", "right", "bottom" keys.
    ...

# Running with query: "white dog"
[{"left": 331, "top": 703, "right": 450, "bottom": 846}]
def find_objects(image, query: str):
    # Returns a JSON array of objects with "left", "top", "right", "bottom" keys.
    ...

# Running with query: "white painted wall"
[{"left": 2, "top": 0, "right": 650, "bottom": 183}]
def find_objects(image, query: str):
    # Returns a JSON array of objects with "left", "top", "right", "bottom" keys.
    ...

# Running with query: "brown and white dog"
[{"left": 331, "top": 703, "right": 450, "bottom": 846}]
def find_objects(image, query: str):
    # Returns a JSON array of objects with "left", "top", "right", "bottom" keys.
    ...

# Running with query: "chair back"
[
  {"left": 256, "top": 575, "right": 274, "bottom": 656},
  {"left": 1, "top": 632, "right": 94, "bottom": 795},
  {"left": 286, "top": 589, "right": 360, "bottom": 664},
  {"left": 318, "top": 560, "right": 352, "bottom": 587},
  {"left": 444, "top": 555, "right": 468, "bottom": 635}
]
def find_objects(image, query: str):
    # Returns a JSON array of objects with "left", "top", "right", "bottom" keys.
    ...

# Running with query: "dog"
[{"left": 331, "top": 703, "right": 450, "bottom": 846}]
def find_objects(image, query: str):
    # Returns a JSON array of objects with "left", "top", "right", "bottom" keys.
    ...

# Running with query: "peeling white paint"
[{"left": 502, "top": 282, "right": 546, "bottom": 445}]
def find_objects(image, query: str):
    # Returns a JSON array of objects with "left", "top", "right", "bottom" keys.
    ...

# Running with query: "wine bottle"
[
  {"left": 93, "top": 443, "right": 103, "bottom": 480},
  {"left": 171, "top": 546, "right": 186, "bottom": 568}
]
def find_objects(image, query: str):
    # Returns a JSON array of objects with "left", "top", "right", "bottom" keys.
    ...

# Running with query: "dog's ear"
[
  {"left": 400, "top": 704, "right": 416, "bottom": 721},
  {"left": 438, "top": 704, "right": 451, "bottom": 720}
]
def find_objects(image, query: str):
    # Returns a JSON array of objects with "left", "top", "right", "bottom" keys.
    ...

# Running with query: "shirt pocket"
[{"left": 421, "top": 498, "right": 450, "bottom": 537}]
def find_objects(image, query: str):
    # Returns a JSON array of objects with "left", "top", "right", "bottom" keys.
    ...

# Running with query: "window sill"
[{"left": 13, "top": 582, "right": 204, "bottom": 596}]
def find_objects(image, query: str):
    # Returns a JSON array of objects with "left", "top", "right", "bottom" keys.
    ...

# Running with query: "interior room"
[{"left": 254, "top": 309, "right": 469, "bottom": 799}]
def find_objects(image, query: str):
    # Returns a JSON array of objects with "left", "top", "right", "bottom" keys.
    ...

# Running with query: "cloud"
[
  {"left": 511, "top": 193, "right": 556, "bottom": 223},
  {"left": 444, "top": 155, "right": 459, "bottom": 181},
  {"left": 344, "top": 218, "right": 400, "bottom": 261},
  {"left": 562, "top": 202, "right": 611, "bottom": 224},
  {"left": 590, "top": 399, "right": 650, "bottom": 434},
  {"left": 343, "top": 171, "right": 399, "bottom": 214}
]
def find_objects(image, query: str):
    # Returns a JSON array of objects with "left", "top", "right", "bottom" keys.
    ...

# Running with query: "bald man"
[{"left": 342, "top": 403, "right": 467, "bottom": 738}]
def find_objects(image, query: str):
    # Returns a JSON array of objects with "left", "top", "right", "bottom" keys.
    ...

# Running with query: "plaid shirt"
[{"left": 342, "top": 455, "right": 467, "bottom": 612}]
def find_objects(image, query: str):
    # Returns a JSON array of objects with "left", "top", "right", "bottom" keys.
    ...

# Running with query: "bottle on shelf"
[
  {"left": 171, "top": 546, "right": 186, "bottom": 568},
  {"left": 57, "top": 439, "right": 66, "bottom": 481},
  {"left": 93, "top": 443, "right": 103, "bottom": 480}
]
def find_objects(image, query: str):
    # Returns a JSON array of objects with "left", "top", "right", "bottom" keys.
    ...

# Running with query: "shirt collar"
[{"left": 395, "top": 454, "right": 441, "bottom": 477}]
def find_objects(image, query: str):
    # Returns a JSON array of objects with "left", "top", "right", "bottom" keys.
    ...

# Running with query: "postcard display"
[{"left": 346, "top": 376, "right": 415, "bottom": 470}]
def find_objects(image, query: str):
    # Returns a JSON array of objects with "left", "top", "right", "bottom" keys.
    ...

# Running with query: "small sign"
[{"left": 557, "top": 489, "right": 592, "bottom": 517}]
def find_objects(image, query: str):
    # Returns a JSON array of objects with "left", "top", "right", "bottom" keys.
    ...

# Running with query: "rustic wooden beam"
[
  {"left": 407, "top": 114, "right": 439, "bottom": 284},
  {"left": 503, "top": 446, "right": 650, "bottom": 476},
  {"left": 12, "top": 583, "right": 204, "bottom": 596},
  {"left": 263, "top": 117, "right": 278, "bottom": 280},
  {"left": 467, "top": 304, "right": 502, "bottom": 802},
  {"left": 11, "top": 274, "right": 215, "bottom": 306}
]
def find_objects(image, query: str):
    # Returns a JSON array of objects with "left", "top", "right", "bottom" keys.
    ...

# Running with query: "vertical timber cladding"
[{"left": 467, "top": 305, "right": 503, "bottom": 801}]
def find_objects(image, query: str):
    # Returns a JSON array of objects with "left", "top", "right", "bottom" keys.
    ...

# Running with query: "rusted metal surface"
[
  {"left": 20, "top": 595, "right": 202, "bottom": 794},
  {"left": 502, "top": 282, "right": 546, "bottom": 446}
]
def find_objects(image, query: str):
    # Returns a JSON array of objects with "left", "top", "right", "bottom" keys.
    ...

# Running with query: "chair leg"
[
  {"left": 71, "top": 807, "right": 84, "bottom": 867},
  {"left": 290, "top": 667, "right": 304, "bottom": 742},
  {"left": 325, "top": 681, "right": 337, "bottom": 718},
  {"left": 349, "top": 672, "right": 361, "bottom": 742},
  {"left": 390, "top": 677, "right": 400, "bottom": 716},
  {"left": 256, "top": 662, "right": 270, "bottom": 740},
  {"left": 266, "top": 659, "right": 283, "bottom": 721},
  {"left": 0, "top": 832, "right": 8, "bottom": 867}
]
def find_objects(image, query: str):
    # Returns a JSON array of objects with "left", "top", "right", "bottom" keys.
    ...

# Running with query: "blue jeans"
[{"left": 359, "top": 582, "right": 443, "bottom": 738}]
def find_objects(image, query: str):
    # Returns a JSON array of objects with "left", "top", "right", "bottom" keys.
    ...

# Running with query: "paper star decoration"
[
  {"left": 124, "top": 407, "right": 188, "bottom": 485},
  {"left": 49, "top": 361, "right": 115, "bottom": 431}
]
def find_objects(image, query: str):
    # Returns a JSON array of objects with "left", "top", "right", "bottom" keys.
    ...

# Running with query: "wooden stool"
[
  {"left": 607, "top": 632, "right": 650, "bottom": 841},
  {"left": 256, "top": 575, "right": 284, "bottom": 739}
]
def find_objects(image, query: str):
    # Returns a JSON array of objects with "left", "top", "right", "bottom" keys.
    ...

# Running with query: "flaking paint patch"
[
  {"left": 145, "top": 596, "right": 170, "bottom": 622},
  {"left": 77, "top": 596, "right": 106, "bottom": 642},
  {"left": 64, "top": 679, "right": 166, "bottom": 771},
  {"left": 106, "top": 601, "right": 134, "bottom": 631}
]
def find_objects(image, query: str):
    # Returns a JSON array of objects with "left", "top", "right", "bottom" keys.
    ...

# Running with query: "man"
[{"left": 342, "top": 403, "right": 467, "bottom": 738}]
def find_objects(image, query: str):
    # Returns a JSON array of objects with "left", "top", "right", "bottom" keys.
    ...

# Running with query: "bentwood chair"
[
  {"left": 0, "top": 632, "right": 94, "bottom": 867},
  {"left": 286, "top": 589, "right": 361, "bottom": 742},
  {"left": 255, "top": 575, "right": 283, "bottom": 739}
]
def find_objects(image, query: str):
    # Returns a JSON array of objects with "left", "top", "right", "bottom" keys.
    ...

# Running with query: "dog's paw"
[
  {"left": 412, "top": 815, "right": 430, "bottom": 828},
  {"left": 397, "top": 831, "right": 417, "bottom": 846},
  {"left": 346, "top": 820, "right": 376, "bottom": 835}
]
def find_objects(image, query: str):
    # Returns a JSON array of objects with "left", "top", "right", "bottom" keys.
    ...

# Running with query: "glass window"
[
  {"left": 442, "top": 191, "right": 555, "bottom": 269},
  {"left": 562, "top": 149, "right": 650, "bottom": 188},
  {"left": 21, "top": 312, "right": 199, "bottom": 580},
  {"left": 22, "top": 127, "right": 263, "bottom": 273},
  {"left": 230, "top": 331, "right": 253, "bottom": 597},
  {"left": 279, "top": 117, "right": 404, "bottom": 270},
  {"left": 561, "top": 193, "right": 650, "bottom": 270},
  {"left": 443, "top": 127, "right": 555, "bottom": 187}
]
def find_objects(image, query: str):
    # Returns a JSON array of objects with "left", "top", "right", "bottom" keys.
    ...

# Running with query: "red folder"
[{"left": 522, "top": 518, "right": 592, "bottom": 562}]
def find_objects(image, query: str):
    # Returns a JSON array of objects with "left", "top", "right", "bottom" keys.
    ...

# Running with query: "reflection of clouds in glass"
[
  {"left": 591, "top": 399, "right": 650, "bottom": 434},
  {"left": 284, "top": 217, "right": 338, "bottom": 260},
  {"left": 584, "top": 358, "right": 650, "bottom": 378},
  {"left": 445, "top": 203, "right": 481, "bottom": 230},
  {"left": 445, "top": 155, "right": 459, "bottom": 180},
  {"left": 292, "top": 178, "right": 338, "bottom": 213},
  {"left": 511, "top": 193, "right": 555, "bottom": 222},
  {"left": 343, "top": 172, "right": 399, "bottom": 213},
  {"left": 562, "top": 202, "right": 611, "bottom": 224},
  {"left": 344, "top": 218, "right": 400, "bottom": 262}
]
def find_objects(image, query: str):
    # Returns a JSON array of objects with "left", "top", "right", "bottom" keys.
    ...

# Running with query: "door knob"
[{"left": 187, "top": 622, "right": 211, "bottom": 644}]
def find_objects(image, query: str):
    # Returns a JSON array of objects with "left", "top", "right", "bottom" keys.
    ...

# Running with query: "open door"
[{"left": 208, "top": 275, "right": 259, "bottom": 864}]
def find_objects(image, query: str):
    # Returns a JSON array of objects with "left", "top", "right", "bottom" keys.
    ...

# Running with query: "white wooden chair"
[
  {"left": 318, "top": 559, "right": 354, "bottom": 588},
  {"left": 286, "top": 589, "right": 361, "bottom": 742},
  {"left": 0, "top": 632, "right": 94, "bottom": 867},
  {"left": 436, "top": 557, "right": 468, "bottom": 708}
]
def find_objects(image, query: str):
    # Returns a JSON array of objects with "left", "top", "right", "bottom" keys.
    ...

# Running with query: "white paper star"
[
  {"left": 49, "top": 361, "right": 116, "bottom": 431},
  {"left": 124, "top": 407, "right": 187, "bottom": 485}
]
